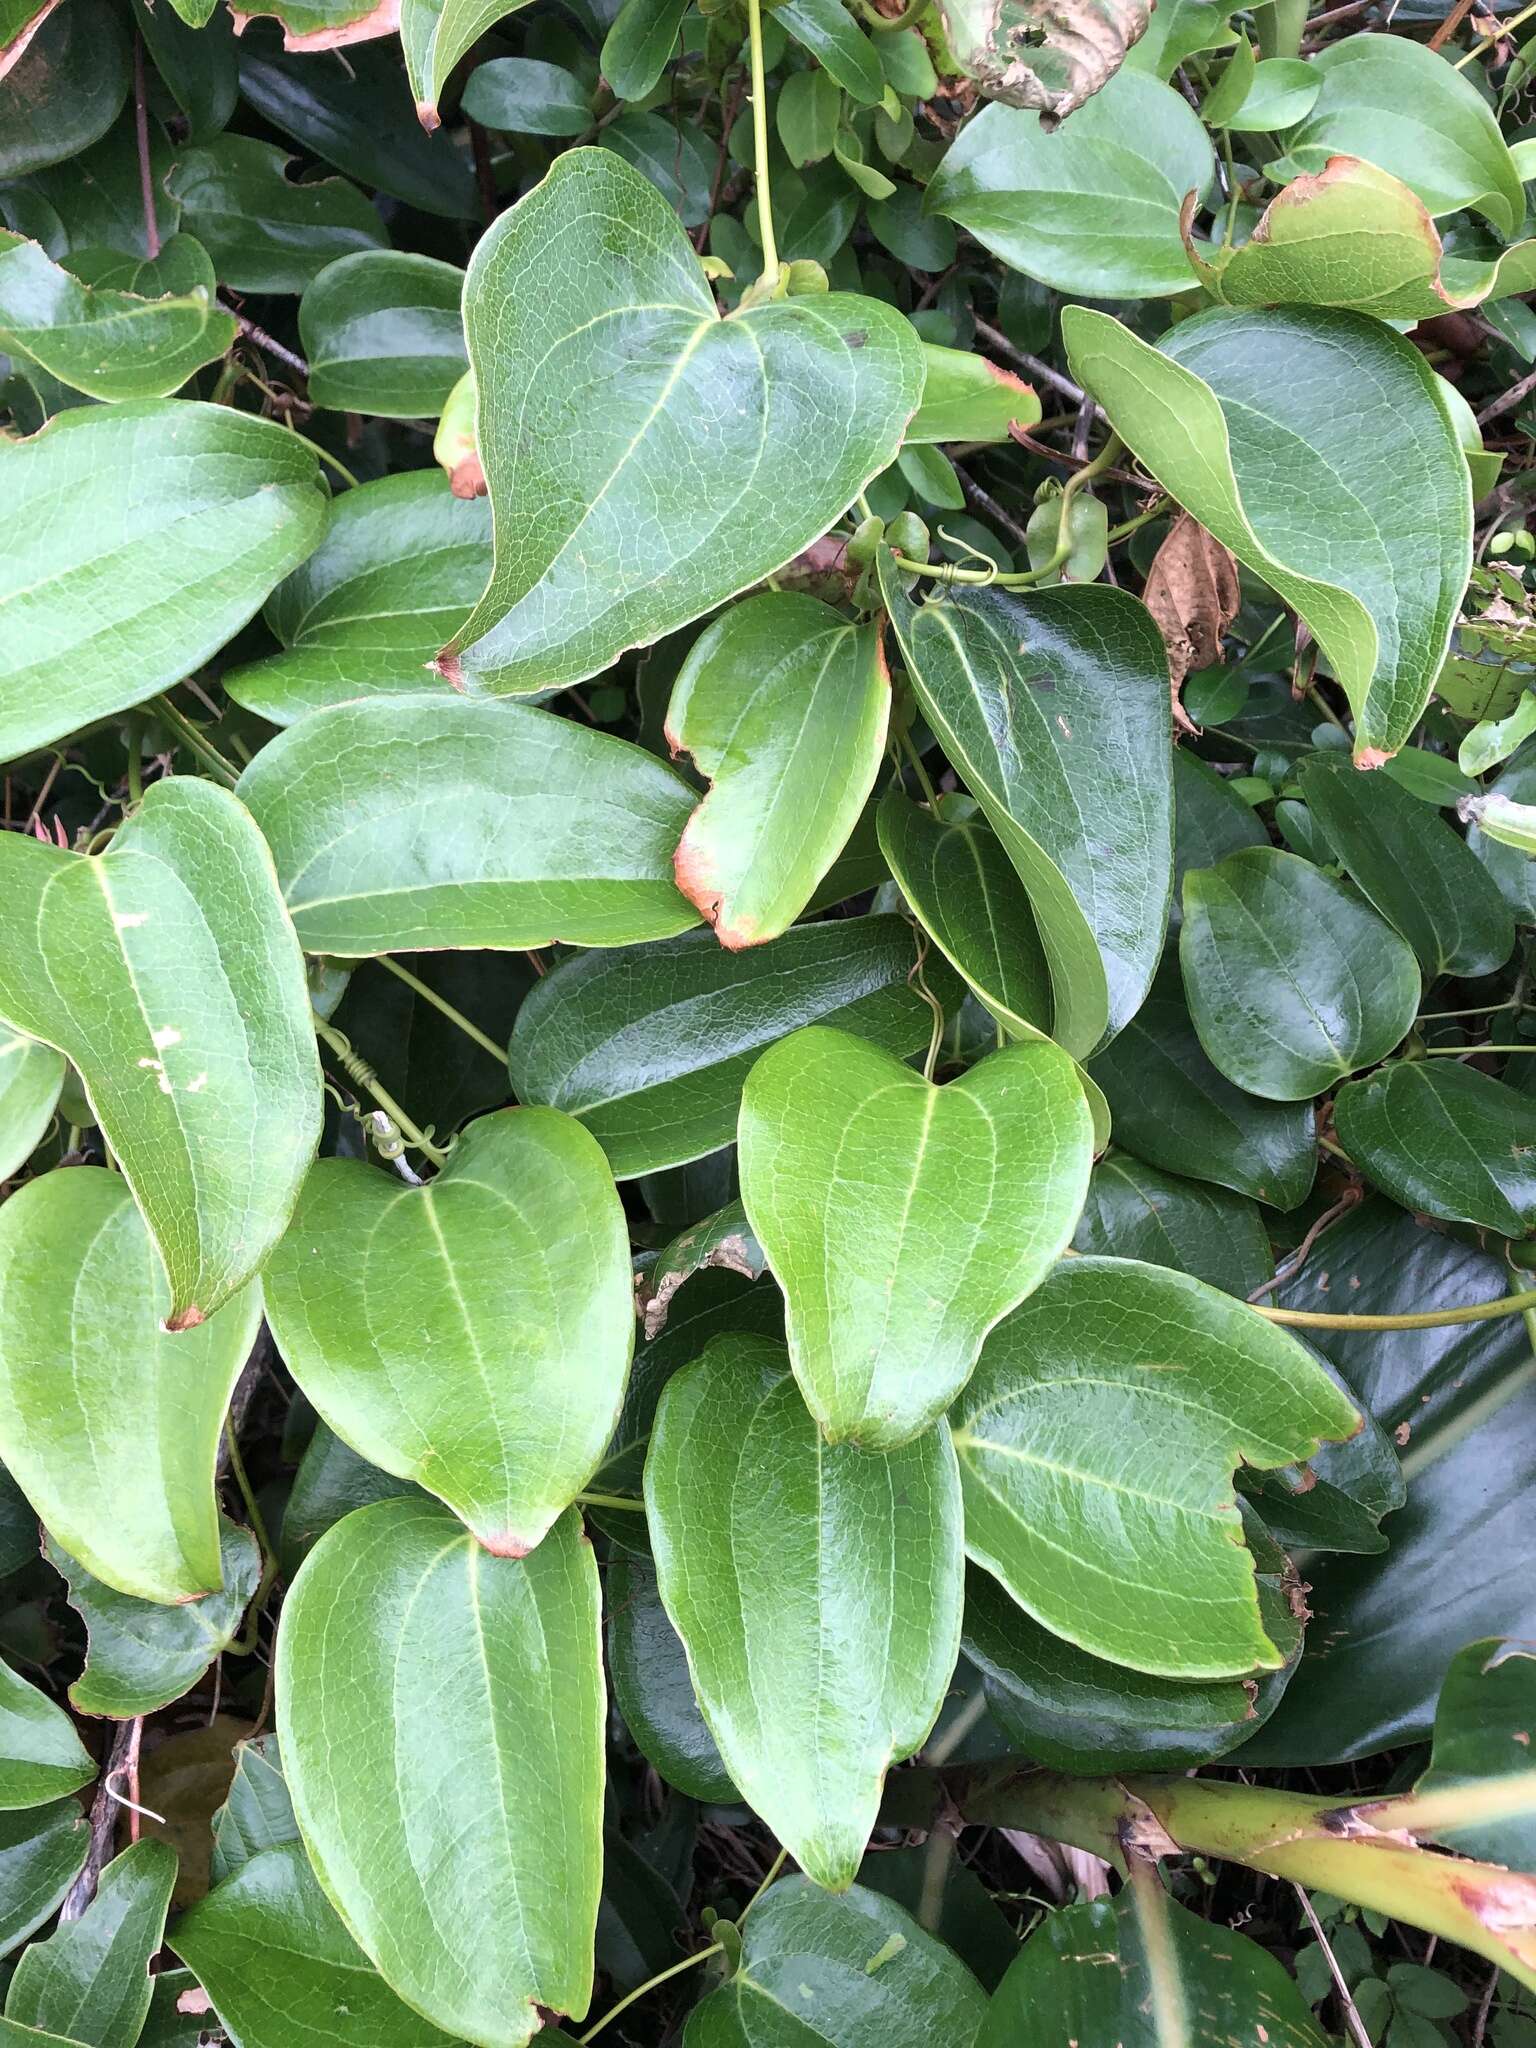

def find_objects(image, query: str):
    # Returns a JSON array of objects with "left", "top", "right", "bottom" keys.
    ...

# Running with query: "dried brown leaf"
[{"left": 1142, "top": 510, "right": 1240, "bottom": 735}]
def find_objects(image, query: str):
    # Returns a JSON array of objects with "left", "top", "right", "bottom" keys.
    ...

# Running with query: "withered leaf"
[
  {"left": 937, "top": 0, "right": 1150, "bottom": 120},
  {"left": 1143, "top": 510, "right": 1240, "bottom": 733}
]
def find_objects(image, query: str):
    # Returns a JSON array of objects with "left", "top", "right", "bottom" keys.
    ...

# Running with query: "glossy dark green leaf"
[
  {"left": 138, "top": 1968, "right": 210, "bottom": 2047},
  {"left": 4, "top": 1840, "right": 175, "bottom": 2047},
  {"left": 777, "top": 0, "right": 884, "bottom": 102},
  {"left": 130, "top": 0, "right": 237, "bottom": 141},
  {"left": 237, "top": 695, "right": 699, "bottom": 955},
  {"left": 1181, "top": 848, "right": 1421, "bottom": 1100},
  {"left": 0, "top": 232, "right": 235, "bottom": 401},
  {"left": 0, "top": 399, "right": 326, "bottom": 761},
  {"left": 47, "top": 1524, "right": 261, "bottom": 1720},
  {"left": 1298, "top": 752, "right": 1514, "bottom": 978},
  {"left": 171, "top": 1839, "right": 460, "bottom": 2048},
  {"left": 278, "top": 1422, "right": 420, "bottom": 1577},
  {"left": 1065, "top": 305, "right": 1472, "bottom": 763},
  {"left": 166, "top": 137, "right": 388, "bottom": 295},
  {"left": 684, "top": 1879, "right": 989, "bottom": 2044},
  {"left": 1072, "top": 1151, "right": 1272, "bottom": 1299},
  {"left": 403, "top": 0, "right": 538, "bottom": 131},
  {"left": 210, "top": 1737, "right": 297, "bottom": 1886},
  {"left": 981, "top": 1888, "right": 1330, "bottom": 2048},
  {"left": 1414, "top": 1638, "right": 1536, "bottom": 1868},
  {"left": 0, "top": 1172, "right": 260, "bottom": 1604},
  {"left": 300, "top": 251, "right": 466, "bottom": 418},
  {"left": 279, "top": 1496, "right": 603, "bottom": 2045},
  {"left": 740, "top": 1028, "right": 1093, "bottom": 1447},
  {"left": 0, "top": 0, "right": 128, "bottom": 180},
  {"left": 606, "top": 1558, "right": 736, "bottom": 1803},
  {"left": 602, "top": 114, "right": 715, "bottom": 226},
  {"left": 1335, "top": 1060, "right": 1536, "bottom": 1238},
  {"left": 667, "top": 595, "right": 890, "bottom": 947},
  {"left": 1087, "top": 963, "right": 1316, "bottom": 1209},
  {"left": 1171, "top": 749, "right": 1265, "bottom": 928},
  {"left": 0, "top": 1662, "right": 92, "bottom": 1813},
  {"left": 460, "top": 55, "right": 593, "bottom": 135},
  {"left": 0, "top": 1037, "right": 63, "bottom": 1184},
  {"left": 266, "top": 1108, "right": 632, "bottom": 1558},
  {"left": 1237, "top": 1366, "right": 1404, "bottom": 1560},
  {"left": 23, "top": 114, "right": 180, "bottom": 261},
  {"left": 926, "top": 69, "right": 1213, "bottom": 298},
  {"left": 442, "top": 149, "right": 923, "bottom": 697},
  {"left": 237, "top": 41, "right": 478, "bottom": 217},
  {"left": 646, "top": 1337, "right": 962, "bottom": 1887},
  {"left": 878, "top": 560, "right": 1174, "bottom": 1055},
  {"left": 224, "top": 471, "right": 489, "bottom": 726},
  {"left": 601, "top": 0, "right": 690, "bottom": 101},
  {"left": 876, "top": 791, "right": 1051, "bottom": 1039},
  {"left": 507, "top": 917, "right": 955, "bottom": 1178},
  {"left": 0, "top": 777, "right": 322, "bottom": 1330},
  {"left": 0, "top": 1805, "right": 88, "bottom": 1962},
  {"left": 954, "top": 1257, "right": 1360, "bottom": 1678}
]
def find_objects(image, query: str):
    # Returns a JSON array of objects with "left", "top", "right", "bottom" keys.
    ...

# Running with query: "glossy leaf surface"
[
  {"left": 5, "top": 1840, "right": 175, "bottom": 2047},
  {"left": 278, "top": 1496, "right": 604, "bottom": 2046},
  {"left": 0, "top": 1807, "right": 88, "bottom": 1963},
  {"left": 606, "top": 1558, "right": 735, "bottom": 1803},
  {"left": 740, "top": 1028, "right": 1093, "bottom": 1446},
  {"left": 166, "top": 137, "right": 388, "bottom": 294},
  {"left": 301, "top": 250, "right": 467, "bottom": 417},
  {"left": 0, "top": 1037, "right": 63, "bottom": 1185},
  {"left": 1334, "top": 1061, "right": 1536, "bottom": 1238},
  {"left": 645, "top": 1338, "right": 962, "bottom": 1887},
  {"left": 1072, "top": 1151, "right": 1272, "bottom": 1299},
  {"left": 0, "top": 1664, "right": 93, "bottom": 1813},
  {"left": 1414, "top": 1638, "right": 1536, "bottom": 1869}
]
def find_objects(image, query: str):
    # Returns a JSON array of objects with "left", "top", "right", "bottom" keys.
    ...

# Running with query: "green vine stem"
[
  {"left": 150, "top": 697, "right": 240, "bottom": 789},
  {"left": 314, "top": 1019, "right": 451, "bottom": 1168},
  {"left": 577, "top": 1942, "right": 724, "bottom": 2043},
  {"left": 377, "top": 956, "right": 510, "bottom": 1064},
  {"left": 894, "top": 432, "right": 1127, "bottom": 587},
  {"left": 746, "top": 0, "right": 780, "bottom": 290},
  {"left": 1253, "top": 1285, "right": 1536, "bottom": 1331}
]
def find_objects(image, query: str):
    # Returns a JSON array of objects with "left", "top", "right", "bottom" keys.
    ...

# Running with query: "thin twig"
[
  {"left": 954, "top": 467, "right": 1032, "bottom": 549},
  {"left": 1472, "top": 1963, "right": 1500, "bottom": 2045},
  {"left": 1247, "top": 1187, "right": 1362, "bottom": 1302},
  {"left": 1478, "top": 359, "right": 1536, "bottom": 426},
  {"left": 468, "top": 119, "right": 498, "bottom": 226},
  {"left": 1295, "top": 1886, "right": 1375, "bottom": 2048},
  {"left": 132, "top": 38, "right": 161, "bottom": 262},
  {"left": 224, "top": 308, "right": 310, "bottom": 384},
  {"left": 972, "top": 318, "right": 1088, "bottom": 407},
  {"left": 59, "top": 1721, "right": 137, "bottom": 1921},
  {"left": 1429, "top": 0, "right": 1479, "bottom": 47}
]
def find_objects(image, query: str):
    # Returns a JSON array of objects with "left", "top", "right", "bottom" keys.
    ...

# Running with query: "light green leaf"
[
  {"left": 0, "top": 1037, "right": 63, "bottom": 1184},
  {"left": 1180, "top": 847, "right": 1421, "bottom": 1101},
  {"left": 460, "top": 55, "right": 593, "bottom": 136},
  {"left": 926, "top": 68, "right": 1213, "bottom": 298},
  {"left": 645, "top": 1337, "right": 962, "bottom": 1887},
  {"left": 954, "top": 1256, "right": 1360, "bottom": 1678},
  {"left": 1278, "top": 32, "right": 1525, "bottom": 236},
  {"left": 1298, "top": 751, "right": 1513, "bottom": 977},
  {"left": 224, "top": 471, "right": 488, "bottom": 726},
  {"left": 210, "top": 1737, "right": 297, "bottom": 1885},
  {"left": 277, "top": 1496, "right": 603, "bottom": 2047},
  {"left": 0, "top": 1169, "right": 260, "bottom": 1604},
  {"left": 982, "top": 1887, "right": 1330, "bottom": 2048},
  {"left": 601, "top": 0, "right": 691, "bottom": 102},
  {"left": 1198, "top": 32, "right": 1253, "bottom": 124},
  {"left": 0, "top": 781, "right": 321, "bottom": 1328},
  {"left": 4, "top": 1840, "right": 176, "bottom": 2048},
  {"left": 166, "top": 136, "right": 388, "bottom": 295},
  {"left": 905, "top": 342, "right": 1039, "bottom": 445},
  {"left": 1065, "top": 304, "right": 1471, "bottom": 763},
  {"left": 300, "top": 250, "right": 466, "bottom": 418},
  {"left": 506, "top": 918, "right": 954, "bottom": 1178},
  {"left": 0, "top": 399, "right": 327, "bottom": 763},
  {"left": 1073, "top": 1151, "right": 1272, "bottom": 1300},
  {"left": 265, "top": 1108, "right": 632, "bottom": 1558},
  {"left": 667, "top": 595, "right": 890, "bottom": 947},
  {"left": 739, "top": 1028, "right": 1093, "bottom": 1447},
  {"left": 442, "top": 148, "right": 924, "bottom": 697},
  {"left": 1459, "top": 691, "right": 1536, "bottom": 777},
  {"left": 0, "top": 1665, "right": 93, "bottom": 1813},
  {"left": 0, "top": 1806, "right": 89, "bottom": 1963},
  {"left": 878, "top": 557, "right": 1174, "bottom": 1055},
  {"left": 777, "top": 0, "right": 885, "bottom": 103},
  {"left": 47, "top": 1524, "right": 261, "bottom": 1720},
  {"left": 1334, "top": 1061, "right": 1536, "bottom": 1239},
  {"left": 778, "top": 67, "right": 843, "bottom": 167},
  {"left": 1226, "top": 56, "right": 1316, "bottom": 129},
  {"left": 402, "top": 0, "right": 534, "bottom": 127},
  {"left": 684, "top": 1879, "right": 988, "bottom": 2044},
  {"left": 607, "top": 1558, "right": 736, "bottom": 1803},
  {"left": 172, "top": 1839, "right": 460, "bottom": 2048},
  {"left": 1122, "top": 0, "right": 1233, "bottom": 80},
  {"left": 1413, "top": 1639, "right": 1536, "bottom": 1869},
  {"left": 0, "top": 231, "right": 234, "bottom": 401},
  {"left": 236, "top": 694, "right": 699, "bottom": 956}
]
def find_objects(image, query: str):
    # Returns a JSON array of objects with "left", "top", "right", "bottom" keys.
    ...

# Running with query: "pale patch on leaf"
[
  {"left": 229, "top": 0, "right": 400, "bottom": 51},
  {"left": 937, "top": 0, "right": 1150, "bottom": 119},
  {"left": 0, "top": 0, "right": 59, "bottom": 79}
]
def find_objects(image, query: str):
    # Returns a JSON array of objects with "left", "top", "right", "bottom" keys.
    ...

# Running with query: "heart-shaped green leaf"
[
  {"left": 0, "top": 230, "right": 236, "bottom": 400},
  {"left": 0, "top": 1036, "right": 63, "bottom": 1185},
  {"left": 0, "top": 400, "right": 326, "bottom": 763},
  {"left": 0, "top": 1170, "right": 261, "bottom": 1603},
  {"left": 878, "top": 558, "right": 1174, "bottom": 1055},
  {"left": 1334, "top": 1061, "right": 1536, "bottom": 1238},
  {"left": 0, "top": 780, "right": 321, "bottom": 1328},
  {"left": 265, "top": 1108, "right": 633, "bottom": 1557},
  {"left": 47, "top": 1524, "right": 261, "bottom": 1720},
  {"left": 225, "top": 471, "right": 489, "bottom": 726},
  {"left": 1180, "top": 847, "right": 1422, "bottom": 1101},
  {"left": 906, "top": 342, "right": 1039, "bottom": 445},
  {"left": 645, "top": 1336, "right": 962, "bottom": 1888},
  {"left": 684, "top": 1879, "right": 988, "bottom": 2045},
  {"left": 277, "top": 1495, "right": 603, "bottom": 2047},
  {"left": 1064, "top": 304, "right": 1471, "bottom": 764},
  {"left": 5, "top": 1839, "right": 176, "bottom": 2047},
  {"left": 172, "top": 1840, "right": 461, "bottom": 2048},
  {"left": 926, "top": 69, "right": 1213, "bottom": 298},
  {"left": 739, "top": 1028, "right": 1094, "bottom": 1447},
  {"left": 0, "top": 1665, "right": 93, "bottom": 1813},
  {"left": 508, "top": 917, "right": 955, "bottom": 1177},
  {"left": 953, "top": 1257, "right": 1360, "bottom": 1678},
  {"left": 438, "top": 148, "right": 924, "bottom": 696},
  {"left": 666, "top": 595, "right": 891, "bottom": 948},
  {"left": 237, "top": 695, "right": 699, "bottom": 956},
  {"left": 300, "top": 250, "right": 467, "bottom": 418}
]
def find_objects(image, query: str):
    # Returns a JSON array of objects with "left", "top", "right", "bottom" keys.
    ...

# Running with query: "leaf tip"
[
  {"left": 1352, "top": 745, "right": 1391, "bottom": 770},
  {"left": 164, "top": 1304, "right": 207, "bottom": 1333},
  {"left": 415, "top": 99, "right": 442, "bottom": 133},
  {"left": 431, "top": 649, "right": 466, "bottom": 691}
]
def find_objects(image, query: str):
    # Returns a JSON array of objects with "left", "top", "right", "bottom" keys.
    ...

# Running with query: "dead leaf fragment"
[
  {"left": 1142, "top": 510, "right": 1240, "bottom": 735},
  {"left": 229, "top": 0, "right": 399, "bottom": 50},
  {"left": 937, "top": 0, "right": 1150, "bottom": 119}
]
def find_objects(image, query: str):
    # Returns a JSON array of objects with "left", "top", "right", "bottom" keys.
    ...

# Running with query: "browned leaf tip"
[
  {"left": 431, "top": 649, "right": 466, "bottom": 691},
  {"left": 1141, "top": 510, "right": 1240, "bottom": 736},
  {"left": 165, "top": 1304, "right": 206, "bottom": 1333},
  {"left": 0, "top": 0, "right": 61, "bottom": 79}
]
